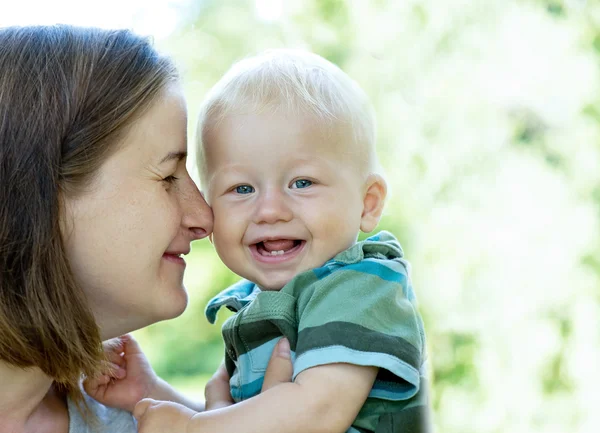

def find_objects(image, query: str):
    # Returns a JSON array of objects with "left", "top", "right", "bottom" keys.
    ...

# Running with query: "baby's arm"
[{"left": 135, "top": 362, "right": 378, "bottom": 433}]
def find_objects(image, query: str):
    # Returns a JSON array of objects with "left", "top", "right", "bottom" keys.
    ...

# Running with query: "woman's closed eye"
[
  {"left": 290, "top": 179, "right": 313, "bottom": 189},
  {"left": 162, "top": 175, "right": 179, "bottom": 184}
]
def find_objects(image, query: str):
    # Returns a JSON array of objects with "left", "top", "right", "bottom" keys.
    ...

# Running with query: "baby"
[{"left": 89, "top": 49, "right": 430, "bottom": 433}]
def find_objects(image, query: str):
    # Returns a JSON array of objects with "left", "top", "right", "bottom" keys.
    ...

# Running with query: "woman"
[{"left": 0, "top": 25, "right": 291, "bottom": 432}]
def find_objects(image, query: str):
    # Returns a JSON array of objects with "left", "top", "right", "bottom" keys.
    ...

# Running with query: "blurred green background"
[{"left": 131, "top": 0, "right": 600, "bottom": 432}]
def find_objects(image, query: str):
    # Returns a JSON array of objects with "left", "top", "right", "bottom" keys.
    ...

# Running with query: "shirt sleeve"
[{"left": 293, "top": 258, "right": 425, "bottom": 401}]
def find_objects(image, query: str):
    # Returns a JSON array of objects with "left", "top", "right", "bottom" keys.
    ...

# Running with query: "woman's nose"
[{"left": 181, "top": 178, "right": 213, "bottom": 240}]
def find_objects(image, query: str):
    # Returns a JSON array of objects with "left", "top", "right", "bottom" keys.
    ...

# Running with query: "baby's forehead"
[
  {"left": 198, "top": 107, "right": 375, "bottom": 188},
  {"left": 210, "top": 110, "right": 366, "bottom": 155}
]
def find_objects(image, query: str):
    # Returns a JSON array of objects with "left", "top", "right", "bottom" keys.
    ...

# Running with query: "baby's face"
[{"left": 202, "top": 111, "right": 366, "bottom": 290}]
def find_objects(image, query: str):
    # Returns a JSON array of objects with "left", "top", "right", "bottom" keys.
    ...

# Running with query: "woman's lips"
[
  {"left": 162, "top": 253, "right": 186, "bottom": 266},
  {"left": 249, "top": 240, "right": 305, "bottom": 264}
]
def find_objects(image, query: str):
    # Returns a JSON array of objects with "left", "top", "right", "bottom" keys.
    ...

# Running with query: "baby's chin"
[
  {"left": 252, "top": 263, "right": 327, "bottom": 291},
  {"left": 254, "top": 274, "right": 294, "bottom": 291},
  {"left": 256, "top": 281, "right": 286, "bottom": 291}
]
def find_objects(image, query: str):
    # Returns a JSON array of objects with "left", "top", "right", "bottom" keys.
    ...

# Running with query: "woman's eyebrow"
[{"left": 159, "top": 151, "right": 187, "bottom": 164}]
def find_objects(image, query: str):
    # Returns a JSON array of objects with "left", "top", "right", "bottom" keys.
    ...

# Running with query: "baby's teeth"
[{"left": 270, "top": 250, "right": 284, "bottom": 256}]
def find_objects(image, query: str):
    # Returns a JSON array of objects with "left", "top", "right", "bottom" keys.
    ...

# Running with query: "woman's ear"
[{"left": 360, "top": 174, "right": 387, "bottom": 233}]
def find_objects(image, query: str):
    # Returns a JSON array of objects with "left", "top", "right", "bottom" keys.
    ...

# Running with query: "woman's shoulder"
[{"left": 67, "top": 393, "right": 137, "bottom": 433}]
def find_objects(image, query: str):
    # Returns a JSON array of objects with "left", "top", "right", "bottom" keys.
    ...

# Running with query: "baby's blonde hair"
[{"left": 196, "top": 49, "right": 380, "bottom": 186}]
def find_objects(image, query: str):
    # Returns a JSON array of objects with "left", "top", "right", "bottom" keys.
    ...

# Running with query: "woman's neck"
[{"left": 0, "top": 362, "right": 69, "bottom": 433}]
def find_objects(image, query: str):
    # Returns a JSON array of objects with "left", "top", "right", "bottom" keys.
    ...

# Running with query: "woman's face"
[{"left": 62, "top": 83, "right": 213, "bottom": 339}]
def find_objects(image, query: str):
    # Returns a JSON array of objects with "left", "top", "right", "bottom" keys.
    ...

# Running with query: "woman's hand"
[
  {"left": 204, "top": 363, "right": 233, "bottom": 410},
  {"left": 83, "top": 334, "right": 158, "bottom": 412},
  {"left": 261, "top": 337, "right": 293, "bottom": 393},
  {"left": 203, "top": 337, "right": 293, "bottom": 411}
]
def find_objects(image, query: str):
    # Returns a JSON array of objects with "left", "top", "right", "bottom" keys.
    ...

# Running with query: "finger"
[
  {"left": 214, "top": 362, "right": 229, "bottom": 382},
  {"left": 106, "top": 362, "right": 126, "bottom": 379},
  {"left": 82, "top": 374, "right": 110, "bottom": 396},
  {"left": 105, "top": 349, "right": 126, "bottom": 366},
  {"left": 83, "top": 371, "right": 112, "bottom": 388},
  {"left": 103, "top": 336, "right": 126, "bottom": 355},
  {"left": 204, "top": 365, "right": 234, "bottom": 408},
  {"left": 95, "top": 374, "right": 112, "bottom": 385},
  {"left": 120, "top": 333, "right": 145, "bottom": 357},
  {"left": 261, "top": 337, "right": 293, "bottom": 393},
  {"left": 133, "top": 398, "right": 156, "bottom": 421}
]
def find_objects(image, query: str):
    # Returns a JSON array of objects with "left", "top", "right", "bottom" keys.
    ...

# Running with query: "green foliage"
[
  {"left": 430, "top": 331, "right": 479, "bottom": 410},
  {"left": 139, "top": 1, "right": 600, "bottom": 432}
]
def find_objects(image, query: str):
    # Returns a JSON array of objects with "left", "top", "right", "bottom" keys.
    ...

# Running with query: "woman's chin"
[
  {"left": 153, "top": 286, "right": 189, "bottom": 322},
  {"left": 99, "top": 289, "right": 189, "bottom": 340}
]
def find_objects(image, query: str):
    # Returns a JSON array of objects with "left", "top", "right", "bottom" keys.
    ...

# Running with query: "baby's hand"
[
  {"left": 83, "top": 334, "right": 159, "bottom": 412},
  {"left": 134, "top": 398, "right": 197, "bottom": 433}
]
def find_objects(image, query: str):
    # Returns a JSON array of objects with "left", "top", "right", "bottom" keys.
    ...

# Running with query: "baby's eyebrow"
[{"left": 159, "top": 151, "right": 187, "bottom": 164}]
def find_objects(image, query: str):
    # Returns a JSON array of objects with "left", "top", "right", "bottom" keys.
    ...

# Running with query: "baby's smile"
[{"left": 249, "top": 238, "right": 306, "bottom": 264}]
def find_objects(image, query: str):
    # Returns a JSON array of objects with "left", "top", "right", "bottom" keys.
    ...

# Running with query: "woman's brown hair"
[{"left": 0, "top": 25, "right": 178, "bottom": 402}]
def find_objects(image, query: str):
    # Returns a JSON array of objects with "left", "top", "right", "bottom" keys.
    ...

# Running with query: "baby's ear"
[{"left": 360, "top": 174, "right": 387, "bottom": 233}]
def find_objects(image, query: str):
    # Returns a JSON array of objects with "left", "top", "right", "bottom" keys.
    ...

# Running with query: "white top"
[{"left": 68, "top": 393, "right": 137, "bottom": 433}]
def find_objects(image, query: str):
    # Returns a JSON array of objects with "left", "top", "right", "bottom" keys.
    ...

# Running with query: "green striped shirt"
[{"left": 206, "top": 231, "right": 431, "bottom": 432}]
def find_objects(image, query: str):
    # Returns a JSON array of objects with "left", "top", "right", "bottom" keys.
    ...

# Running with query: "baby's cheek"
[{"left": 313, "top": 216, "right": 358, "bottom": 254}]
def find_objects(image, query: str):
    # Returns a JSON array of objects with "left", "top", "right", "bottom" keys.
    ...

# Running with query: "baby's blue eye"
[
  {"left": 235, "top": 185, "right": 255, "bottom": 194},
  {"left": 292, "top": 179, "right": 312, "bottom": 189}
]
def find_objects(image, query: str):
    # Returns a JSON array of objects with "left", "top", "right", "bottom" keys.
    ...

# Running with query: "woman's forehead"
[{"left": 119, "top": 84, "right": 189, "bottom": 165}]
